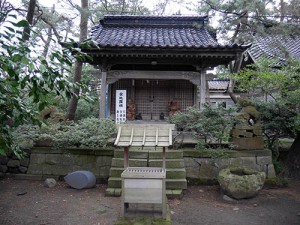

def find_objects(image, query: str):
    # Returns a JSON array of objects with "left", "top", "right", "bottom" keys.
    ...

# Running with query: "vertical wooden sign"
[{"left": 116, "top": 90, "right": 127, "bottom": 124}]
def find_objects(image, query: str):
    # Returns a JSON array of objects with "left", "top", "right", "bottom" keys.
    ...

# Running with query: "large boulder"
[
  {"left": 218, "top": 167, "right": 266, "bottom": 199},
  {"left": 64, "top": 170, "right": 96, "bottom": 189}
]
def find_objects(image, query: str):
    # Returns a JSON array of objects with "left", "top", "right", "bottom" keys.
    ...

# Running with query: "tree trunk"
[
  {"left": 283, "top": 133, "right": 300, "bottom": 178},
  {"left": 42, "top": 4, "right": 55, "bottom": 58},
  {"left": 66, "top": 0, "right": 89, "bottom": 120},
  {"left": 280, "top": 0, "right": 285, "bottom": 22},
  {"left": 22, "top": 0, "right": 36, "bottom": 41}
]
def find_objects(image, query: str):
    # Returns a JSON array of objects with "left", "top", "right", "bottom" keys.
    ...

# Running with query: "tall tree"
[
  {"left": 66, "top": 0, "right": 89, "bottom": 120},
  {"left": 0, "top": 1, "right": 74, "bottom": 155},
  {"left": 22, "top": 0, "right": 36, "bottom": 41}
]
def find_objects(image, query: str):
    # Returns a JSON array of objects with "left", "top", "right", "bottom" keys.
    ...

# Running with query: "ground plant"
[
  {"left": 11, "top": 118, "right": 117, "bottom": 150},
  {"left": 169, "top": 104, "right": 236, "bottom": 146}
]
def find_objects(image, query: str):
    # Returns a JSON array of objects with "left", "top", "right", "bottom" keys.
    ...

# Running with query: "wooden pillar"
[
  {"left": 99, "top": 69, "right": 107, "bottom": 119},
  {"left": 200, "top": 69, "right": 206, "bottom": 110}
]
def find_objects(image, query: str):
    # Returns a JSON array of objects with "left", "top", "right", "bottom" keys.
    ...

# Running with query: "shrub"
[
  {"left": 12, "top": 118, "right": 117, "bottom": 150},
  {"left": 169, "top": 104, "right": 236, "bottom": 146}
]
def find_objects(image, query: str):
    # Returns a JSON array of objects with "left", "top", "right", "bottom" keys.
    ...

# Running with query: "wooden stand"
[{"left": 115, "top": 124, "right": 174, "bottom": 218}]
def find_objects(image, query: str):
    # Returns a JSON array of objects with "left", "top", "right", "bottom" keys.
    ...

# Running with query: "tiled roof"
[
  {"left": 208, "top": 80, "right": 229, "bottom": 90},
  {"left": 248, "top": 35, "right": 300, "bottom": 65},
  {"left": 90, "top": 15, "right": 245, "bottom": 50}
]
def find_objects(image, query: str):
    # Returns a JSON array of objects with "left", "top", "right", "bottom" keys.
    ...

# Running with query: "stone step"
[
  {"left": 106, "top": 188, "right": 183, "bottom": 198},
  {"left": 111, "top": 158, "right": 185, "bottom": 168},
  {"left": 105, "top": 188, "right": 122, "bottom": 197},
  {"left": 114, "top": 149, "right": 148, "bottom": 159},
  {"left": 166, "top": 179, "right": 187, "bottom": 190},
  {"left": 111, "top": 158, "right": 148, "bottom": 167},
  {"left": 113, "top": 149, "right": 183, "bottom": 159},
  {"left": 149, "top": 150, "right": 183, "bottom": 159},
  {"left": 108, "top": 177, "right": 187, "bottom": 190},
  {"left": 109, "top": 167, "right": 186, "bottom": 179},
  {"left": 149, "top": 159, "right": 185, "bottom": 168}
]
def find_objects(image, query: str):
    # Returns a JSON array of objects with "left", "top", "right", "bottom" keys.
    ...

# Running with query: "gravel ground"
[{"left": 0, "top": 178, "right": 299, "bottom": 225}]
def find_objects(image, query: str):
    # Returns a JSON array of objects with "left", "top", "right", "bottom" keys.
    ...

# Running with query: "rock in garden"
[
  {"left": 0, "top": 155, "right": 9, "bottom": 165},
  {"left": 7, "top": 159, "right": 20, "bottom": 168},
  {"left": 0, "top": 172, "right": 5, "bottom": 179},
  {"left": 218, "top": 167, "right": 266, "bottom": 200},
  {"left": 20, "top": 158, "right": 30, "bottom": 167},
  {"left": 0, "top": 165, "right": 8, "bottom": 173},
  {"left": 18, "top": 166, "right": 28, "bottom": 173},
  {"left": 64, "top": 170, "right": 96, "bottom": 189},
  {"left": 223, "top": 194, "right": 235, "bottom": 202},
  {"left": 44, "top": 178, "right": 57, "bottom": 188}
]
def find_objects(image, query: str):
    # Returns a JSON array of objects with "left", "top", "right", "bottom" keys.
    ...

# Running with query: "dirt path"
[{"left": 0, "top": 178, "right": 299, "bottom": 225}]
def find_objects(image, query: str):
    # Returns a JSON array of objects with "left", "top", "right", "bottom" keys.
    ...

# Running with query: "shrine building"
[{"left": 83, "top": 15, "right": 249, "bottom": 120}]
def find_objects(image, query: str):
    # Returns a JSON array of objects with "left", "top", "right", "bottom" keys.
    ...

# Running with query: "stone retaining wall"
[
  {"left": 183, "top": 149, "right": 276, "bottom": 184},
  {"left": 0, "top": 152, "right": 30, "bottom": 178},
  {"left": 1, "top": 147, "right": 276, "bottom": 185},
  {"left": 26, "top": 147, "right": 114, "bottom": 182}
]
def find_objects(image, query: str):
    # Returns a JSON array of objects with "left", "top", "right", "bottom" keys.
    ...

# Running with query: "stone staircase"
[{"left": 105, "top": 147, "right": 187, "bottom": 197}]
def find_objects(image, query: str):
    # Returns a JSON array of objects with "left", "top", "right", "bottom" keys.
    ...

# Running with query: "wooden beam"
[
  {"left": 99, "top": 70, "right": 107, "bottom": 119},
  {"left": 200, "top": 69, "right": 206, "bottom": 110}
]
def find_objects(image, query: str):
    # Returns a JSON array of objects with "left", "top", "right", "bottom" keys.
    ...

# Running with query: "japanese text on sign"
[{"left": 116, "top": 90, "right": 126, "bottom": 124}]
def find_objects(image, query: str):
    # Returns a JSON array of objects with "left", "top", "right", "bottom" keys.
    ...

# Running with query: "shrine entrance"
[
  {"left": 135, "top": 80, "right": 169, "bottom": 120},
  {"left": 110, "top": 79, "right": 195, "bottom": 120}
]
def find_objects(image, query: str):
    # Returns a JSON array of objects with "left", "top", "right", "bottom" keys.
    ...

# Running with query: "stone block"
[
  {"left": 85, "top": 155, "right": 97, "bottom": 164},
  {"left": 51, "top": 165, "right": 73, "bottom": 176},
  {"left": 61, "top": 154, "right": 74, "bottom": 166},
  {"left": 266, "top": 164, "right": 276, "bottom": 179},
  {"left": 18, "top": 166, "right": 28, "bottom": 173},
  {"left": 98, "top": 166, "right": 110, "bottom": 178},
  {"left": 198, "top": 160, "right": 219, "bottom": 180},
  {"left": 7, "top": 159, "right": 20, "bottom": 168},
  {"left": 0, "top": 172, "right": 5, "bottom": 179},
  {"left": 30, "top": 154, "right": 46, "bottom": 164},
  {"left": 73, "top": 165, "right": 83, "bottom": 171},
  {"left": 73, "top": 155, "right": 83, "bottom": 166},
  {"left": 253, "top": 129, "right": 263, "bottom": 136},
  {"left": 8, "top": 167, "right": 19, "bottom": 173},
  {"left": 256, "top": 156, "right": 272, "bottom": 165},
  {"left": 241, "top": 157, "right": 258, "bottom": 168},
  {"left": 20, "top": 158, "right": 30, "bottom": 167},
  {"left": 105, "top": 188, "right": 116, "bottom": 196},
  {"left": 27, "top": 164, "right": 43, "bottom": 175},
  {"left": 101, "top": 156, "right": 113, "bottom": 166},
  {"left": 184, "top": 158, "right": 200, "bottom": 179},
  {"left": 231, "top": 129, "right": 253, "bottom": 138},
  {"left": 0, "top": 165, "right": 8, "bottom": 173},
  {"left": 42, "top": 164, "right": 54, "bottom": 175},
  {"left": 229, "top": 158, "right": 244, "bottom": 167},
  {"left": 232, "top": 137, "right": 264, "bottom": 150},
  {"left": 45, "top": 154, "right": 61, "bottom": 165},
  {"left": 0, "top": 155, "right": 9, "bottom": 165}
]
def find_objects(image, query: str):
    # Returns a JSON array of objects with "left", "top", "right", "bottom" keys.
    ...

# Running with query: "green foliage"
[
  {"left": 195, "top": 140, "right": 231, "bottom": 159},
  {"left": 169, "top": 105, "right": 236, "bottom": 145},
  {"left": 11, "top": 118, "right": 117, "bottom": 150},
  {"left": 0, "top": 13, "right": 93, "bottom": 155},
  {"left": 234, "top": 58, "right": 300, "bottom": 97},
  {"left": 233, "top": 58, "right": 300, "bottom": 174},
  {"left": 54, "top": 118, "right": 117, "bottom": 149},
  {"left": 59, "top": 97, "right": 99, "bottom": 121},
  {"left": 197, "top": 0, "right": 300, "bottom": 43}
]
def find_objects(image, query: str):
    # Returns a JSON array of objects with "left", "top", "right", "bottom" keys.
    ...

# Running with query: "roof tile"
[
  {"left": 248, "top": 35, "right": 300, "bottom": 65},
  {"left": 91, "top": 15, "right": 220, "bottom": 49}
]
